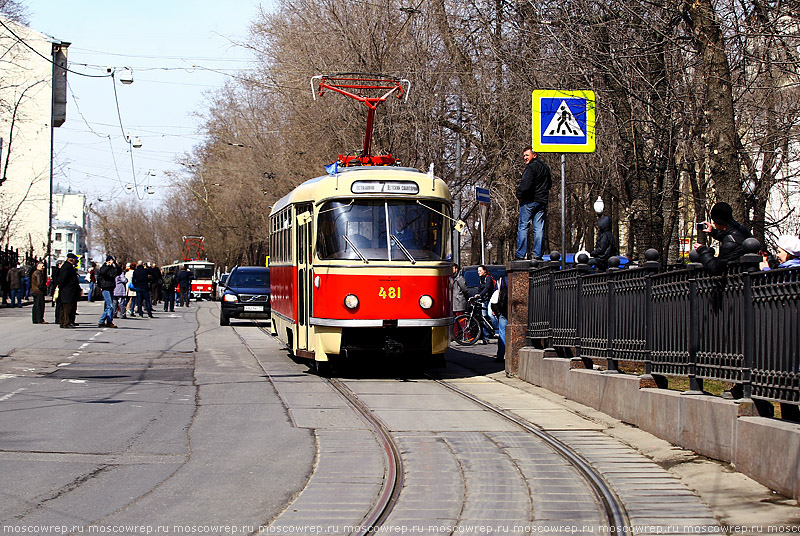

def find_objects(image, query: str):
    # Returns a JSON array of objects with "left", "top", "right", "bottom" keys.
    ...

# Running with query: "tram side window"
[{"left": 270, "top": 208, "right": 292, "bottom": 263}]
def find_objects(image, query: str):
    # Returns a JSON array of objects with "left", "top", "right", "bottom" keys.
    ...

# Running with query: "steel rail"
[
  {"left": 326, "top": 377, "right": 404, "bottom": 535},
  {"left": 248, "top": 321, "right": 403, "bottom": 536},
  {"left": 428, "top": 375, "right": 631, "bottom": 531}
]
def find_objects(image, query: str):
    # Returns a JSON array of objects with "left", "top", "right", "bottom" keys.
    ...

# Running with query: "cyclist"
[{"left": 476, "top": 265, "right": 495, "bottom": 344}]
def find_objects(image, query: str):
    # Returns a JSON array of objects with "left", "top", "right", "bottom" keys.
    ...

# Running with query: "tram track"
[
  {"left": 243, "top": 320, "right": 403, "bottom": 535},
  {"left": 427, "top": 373, "right": 631, "bottom": 532},
  {"left": 247, "top": 319, "right": 628, "bottom": 533}
]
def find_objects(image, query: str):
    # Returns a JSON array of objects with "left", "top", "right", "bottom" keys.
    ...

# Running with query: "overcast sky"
[{"left": 29, "top": 0, "right": 266, "bottom": 206}]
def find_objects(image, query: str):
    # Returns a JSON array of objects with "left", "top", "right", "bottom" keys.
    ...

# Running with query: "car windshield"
[
  {"left": 316, "top": 199, "right": 451, "bottom": 261},
  {"left": 228, "top": 269, "right": 269, "bottom": 288}
]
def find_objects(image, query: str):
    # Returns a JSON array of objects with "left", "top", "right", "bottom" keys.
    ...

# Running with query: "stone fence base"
[{"left": 517, "top": 347, "right": 800, "bottom": 501}]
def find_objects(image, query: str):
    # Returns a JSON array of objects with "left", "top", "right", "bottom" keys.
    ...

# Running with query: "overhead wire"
[{"left": 0, "top": 18, "right": 111, "bottom": 79}]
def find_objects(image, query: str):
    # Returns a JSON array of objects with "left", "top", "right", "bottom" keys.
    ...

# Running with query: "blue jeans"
[
  {"left": 496, "top": 315, "right": 507, "bottom": 360},
  {"left": 137, "top": 289, "right": 152, "bottom": 316},
  {"left": 516, "top": 201, "right": 546, "bottom": 259},
  {"left": 88, "top": 282, "right": 95, "bottom": 301},
  {"left": 10, "top": 288, "right": 23, "bottom": 307},
  {"left": 99, "top": 290, "right": 114, "bottom": 324},
  {"left": 22, "top": 277, "right": 30, "bottom": 299}
]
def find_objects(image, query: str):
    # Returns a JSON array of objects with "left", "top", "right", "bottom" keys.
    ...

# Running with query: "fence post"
[
  {"left": 685, "top": 265, "right": 705, "bottom": 395},
  {"left": 546, "top": 252, "right": 560, "bottom": 356},
  {"left": 506, "top": 259, "right": 533, "bottom": 376},
  {"left": 573, "top": 257, "right": 591, "bottom": 368},
  {"left": 604, "top": 257, "right": 621, "bottom": 374},
  {"left": 640, "top": 249, "right": 663, "bottom": 389}
]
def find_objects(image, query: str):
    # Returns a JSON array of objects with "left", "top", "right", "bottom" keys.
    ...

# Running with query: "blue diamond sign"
[{"left": 532, "top": 90, "right": 596, "bottom": 153}]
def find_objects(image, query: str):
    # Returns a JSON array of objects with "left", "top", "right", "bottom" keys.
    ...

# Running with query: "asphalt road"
[{"left": 0, "top": 300, "right": 315, "bottom": 533}]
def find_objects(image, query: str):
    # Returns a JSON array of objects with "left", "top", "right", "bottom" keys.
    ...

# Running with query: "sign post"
[
  {"left": 531, "top": 90, "right": 596, "bottom": 268},
  {"left": 476, "top": 187, "right": 490, "bottom": 264}
]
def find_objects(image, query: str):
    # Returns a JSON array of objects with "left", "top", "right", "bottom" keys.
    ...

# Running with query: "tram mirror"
[{"left": 454, "top": 220, "right": 466, "bottom": 233}]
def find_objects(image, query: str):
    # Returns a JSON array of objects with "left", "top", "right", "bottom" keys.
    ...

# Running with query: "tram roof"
[{"left": 270, "top": 166, "right": 450, "bottom": 215}]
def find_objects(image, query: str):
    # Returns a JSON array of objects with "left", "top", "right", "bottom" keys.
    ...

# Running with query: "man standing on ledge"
[{"left": 515, "top": 147, "right": 552, "bottom": 260}]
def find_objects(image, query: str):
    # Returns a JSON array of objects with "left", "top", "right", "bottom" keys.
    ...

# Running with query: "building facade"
[
  {"left": 50, "top": 189, "right": 87, "bottom": 263},
  {"left": 0, "top": 16, "right": 68, "bottom": 260}
]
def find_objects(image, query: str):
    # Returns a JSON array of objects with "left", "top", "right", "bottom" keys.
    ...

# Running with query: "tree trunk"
[{"left": 683, "top": 0, "right": 743, "bottom": 220}]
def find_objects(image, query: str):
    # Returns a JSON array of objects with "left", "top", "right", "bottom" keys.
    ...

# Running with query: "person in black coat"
[
  {"left": 96, "top": 256, "right": 120, "bottom": 327},
  {"left": 56, "top": 254, "right": 81, "bottom": 328},
  {"left": 132, "top": 261, "right": 153, "bottom": 318},
  {"left": 590, "top": 215, "right": 619, "bottom": 271},
  {"left": 693, "top": 202, "right": 752, "bottom": 276},
  {"left": 515, "top": 147, "right": 552, "bottom": 260}
]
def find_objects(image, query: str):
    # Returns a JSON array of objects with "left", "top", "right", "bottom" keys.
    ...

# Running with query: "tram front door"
[{"left": 296, "top": 207, "right": 313, "bottom": 353}]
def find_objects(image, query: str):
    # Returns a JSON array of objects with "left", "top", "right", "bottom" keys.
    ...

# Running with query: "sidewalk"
[{"left": 444, "top": 341, "right": 800, "bottom": 531}]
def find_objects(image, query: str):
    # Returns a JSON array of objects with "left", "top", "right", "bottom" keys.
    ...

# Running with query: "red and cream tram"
[{"left": 268, "top": 167, "right": 454, "bottom": 369}]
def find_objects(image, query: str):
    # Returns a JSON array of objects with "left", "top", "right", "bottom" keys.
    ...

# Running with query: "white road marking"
[
  {"left": 61, "top": 379, "right": 86, "bottom": 384},
  {"left": 0, "top": 374, "right": 17, "bottom": 380},
  {"left": 0, "top": 387, "right": 27, "bottom": 401},
  {"left": 57, "top": 363, "right": 72, "bottom": 367}
]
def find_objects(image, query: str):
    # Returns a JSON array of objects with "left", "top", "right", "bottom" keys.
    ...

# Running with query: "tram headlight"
[
  {"left": 223, "top": 294, "right": 238, "bottom": 303},
  {"left": 419, "top": 295, "right": 434, "bottom": 309},
  {"left": 344, "top": 294, "right": 359, "bottom": 309}
]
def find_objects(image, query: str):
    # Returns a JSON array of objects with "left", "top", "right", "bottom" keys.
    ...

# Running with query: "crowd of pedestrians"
[{"left": 1, "top": 257, "right": 193, "bottom": 328}]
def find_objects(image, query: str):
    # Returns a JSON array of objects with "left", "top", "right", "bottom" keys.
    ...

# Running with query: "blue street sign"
[{"left": 476, "top": 187, "right": 490, "bottom": 204}]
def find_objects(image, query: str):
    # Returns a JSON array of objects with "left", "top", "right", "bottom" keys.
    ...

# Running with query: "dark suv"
[{"left": 219, "top": 266, "right": 270, "bottom": 326}]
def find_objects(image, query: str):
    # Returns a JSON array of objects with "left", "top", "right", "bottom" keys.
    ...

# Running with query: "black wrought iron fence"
[
  {"left": 0, "top": 246, "right": 20, "bottom": 267},
  {"left": 525, "top": 247, "right": 800, "bottom": 409}
]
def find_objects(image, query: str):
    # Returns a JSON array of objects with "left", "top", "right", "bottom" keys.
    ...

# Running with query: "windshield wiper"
[
  {"left": 343, "top": 235, "right": 369, "bottom": 264},
  {"left": 391, "top": 235, "right": 416, "bottom": 264}
]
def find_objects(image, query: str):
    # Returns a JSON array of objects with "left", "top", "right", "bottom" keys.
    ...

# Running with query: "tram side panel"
[{"left": 269, "top": 263, "right": 298, "bottom": 346}]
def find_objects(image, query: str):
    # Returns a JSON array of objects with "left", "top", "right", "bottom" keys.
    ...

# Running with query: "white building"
[
  {"left": 0, "top": 16, "right": 69, "bottom": 259},
  {"left": 50, "top": 189, "right": 87, "bottom": 263}
]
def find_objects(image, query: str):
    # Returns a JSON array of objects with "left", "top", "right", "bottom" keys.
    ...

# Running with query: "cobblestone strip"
[
  {"left": 550, "top": 430, "right": 720, "bottom": 535},
  {"left": 489, "top": 432, "right": 606, "bottom": 534},
  {"left": 440, "top": 431, "right": 532, "bottom": 534},
  {"left": 381, "top": 433, "right": 464, "bottom": 530},
  {"left": 264, "top": 429, "right": 385, "bottom": 535}
]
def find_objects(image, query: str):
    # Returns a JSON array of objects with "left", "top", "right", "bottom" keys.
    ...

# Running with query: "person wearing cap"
[
  {"left": 760, "top": 235, "right": 800, "bottom": 270},
  {"left": 692, "top": 201, "right": 752, "bottom": 275},
  {"left": 96, "top": 255, "right": 120, "bottom": 328},
  {"left": 55, "top": 253, "right": 81, "bottom": 328}
]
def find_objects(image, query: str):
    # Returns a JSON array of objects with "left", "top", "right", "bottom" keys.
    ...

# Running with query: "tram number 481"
[{"left": 378, "top": 286, "right": 401, "bottom": 299}]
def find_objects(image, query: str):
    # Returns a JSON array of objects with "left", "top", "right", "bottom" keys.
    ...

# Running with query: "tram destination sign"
[
  {"left": 351, "top": 180, "right": 420, "bottom": 194},
  {"left": 531, "top": 89, "right": 596, "bottom": 153}
]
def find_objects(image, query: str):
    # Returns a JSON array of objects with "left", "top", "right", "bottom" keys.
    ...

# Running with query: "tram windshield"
[
  {"left": 186, "top": 265, "right": 214, "bottom": 279},
  {"left": 316, "top": 200, "right": 452, "bottom": 262}
]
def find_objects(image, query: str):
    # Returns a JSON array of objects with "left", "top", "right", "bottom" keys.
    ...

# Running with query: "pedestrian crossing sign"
[{"left": 532, "top": 90, "right": 595, "bottom": 153}]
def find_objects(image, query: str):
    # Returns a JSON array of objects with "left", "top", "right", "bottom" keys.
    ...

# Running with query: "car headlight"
[
  {"left": 419, "top": 295, "right": 434, "bottom": 309},
  {"left": 223, "top": 294, "right": 238, "bottom": 302},
  {"left": 344, "top": 294, "right": 359, "bottom": 309}
]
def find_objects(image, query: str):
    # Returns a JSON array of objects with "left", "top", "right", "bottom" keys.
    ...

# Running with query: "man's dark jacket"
[
  {"left": 31, "top": 269, "right": 47, "bottom": 295},
  {"left": 96, "top": 263, "right": 119, "bottom": 291},
  {"left": 696, "top": 220, "right": 752, "bottom": 275},
  {"left": 176, "top": 269, "right": 193, "bottom": 288},
  {"left": 591, "top": 216, "right": 619, "bottom": 270},
  {"left": 515, "top": 158, "right": 552, "bottom": 204},
  {"left": 56, "top": 261, "right": 81, "bottom": 303},
  {"left": 132, "top": 265, "right": 150, "bottom": 291}
]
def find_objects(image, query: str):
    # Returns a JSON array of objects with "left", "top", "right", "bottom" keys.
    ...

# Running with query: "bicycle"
[{"left": 453, "top": 296, "right": 495, "bottom": 345}]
